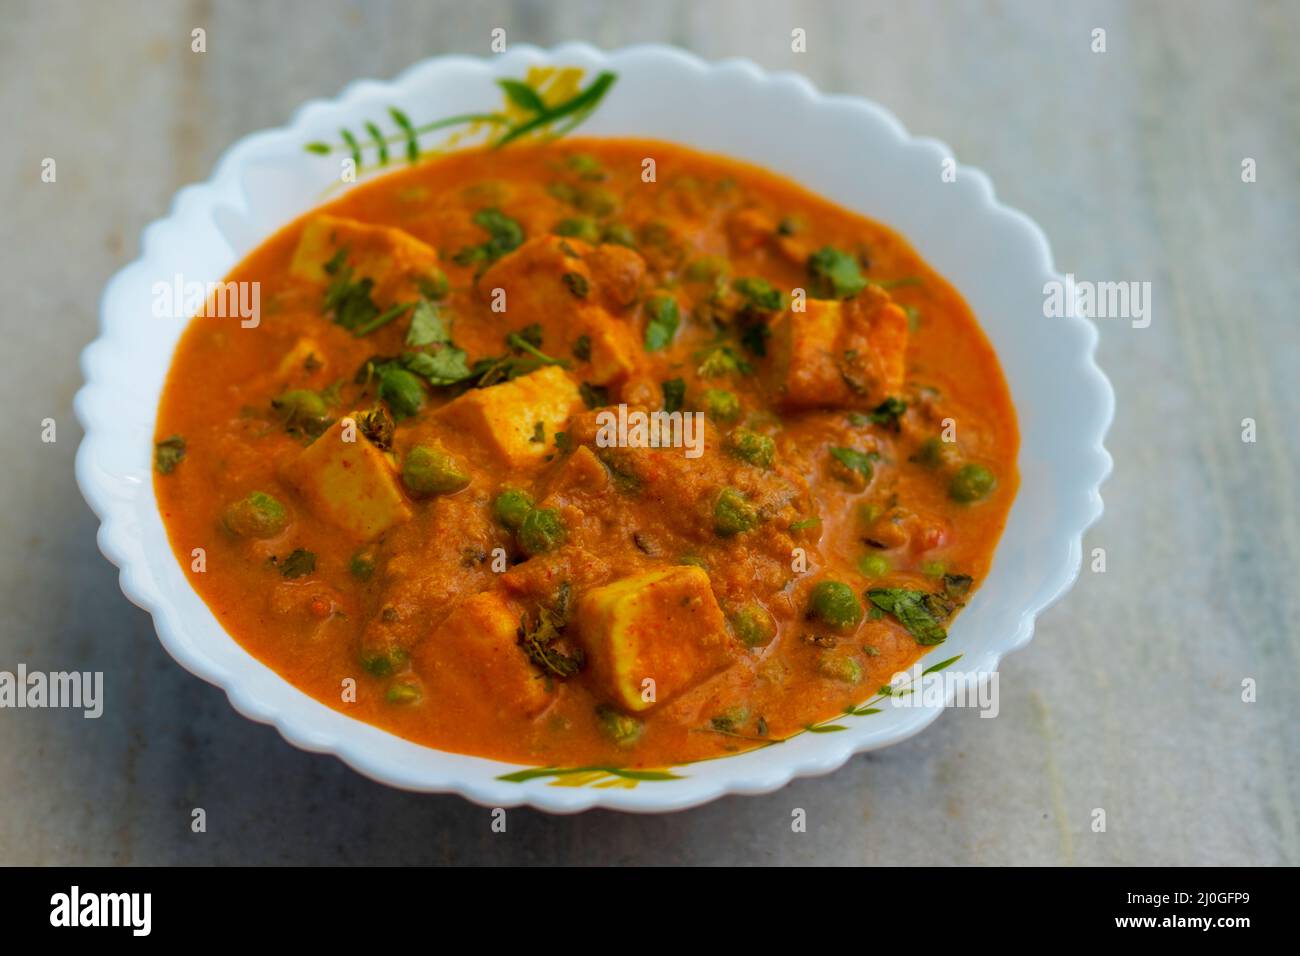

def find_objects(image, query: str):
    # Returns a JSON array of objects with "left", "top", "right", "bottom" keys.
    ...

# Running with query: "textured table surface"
[{"left": 1, "top": 0, "right": 1296, "bottom": 865}]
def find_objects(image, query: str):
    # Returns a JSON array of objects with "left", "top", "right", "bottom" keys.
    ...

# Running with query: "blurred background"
[{"left": 1, "top": 0, "right": 1296, "bottom": 864}]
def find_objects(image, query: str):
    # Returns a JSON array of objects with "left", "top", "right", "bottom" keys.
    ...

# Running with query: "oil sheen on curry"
[{"left": 155, "top": 139, "right": 1018, "bottom": 767}]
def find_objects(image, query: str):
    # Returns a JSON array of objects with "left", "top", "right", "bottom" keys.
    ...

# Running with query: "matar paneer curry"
[{"left": 154, "top": 138, "right": 1018, "bottom": 766}]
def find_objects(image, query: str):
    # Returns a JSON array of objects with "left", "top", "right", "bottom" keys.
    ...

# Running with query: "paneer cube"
[
  {"left": 281, "top": 418, "right": 411, "bottom": 540},
  {"left": 275, "top": 336, "right": 326, "bottom": 380},
  {"left": 414, "top": 590, "right": 553, "bottom": 720},
  {"left": 576, "top": 566, "right": 736, "bottom": 712},
  {"left": 435, "top": 365, "right": 580, "bottom": 469},
  {"left": 288, "top": 214, "right": 439, "bottom": 303},
  {"left": 768, "top": 298, "right": 844, "bottom": 409},
  {"left": 574, "top": 307, "right": 638, "bottom": 385},
  {"left": 768, "top": 288, "right": 909, "bottom": 410},
  {"left": 476, "top": 236, "right": 640, "bottom": 385}
]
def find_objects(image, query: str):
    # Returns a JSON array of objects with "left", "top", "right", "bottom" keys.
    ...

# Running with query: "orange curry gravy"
[{"left": 155, "top": 138, "right": 1018, "bottom": 767}]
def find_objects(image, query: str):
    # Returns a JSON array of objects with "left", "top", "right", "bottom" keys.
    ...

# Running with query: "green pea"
[
  {"left": 857, "top": 554, "right": 890, "bottom": 578},
  {"left": 402, "top": 445, "right": 470, "bottom": 496},
  {"left": 709, "top": 706, "right": 751, "bottom": 732},
  {"left": 950, "top": 463, "right": 997, "bottom": 503},
  {"left": 731, "top": 604, "right": 777, "bottom": 648},
  {"left": 349, "top": 550, "right": 377, "bottom": 581},
  {"left": 270, "top": 389, "right": 331, "bottom": 436},
  {"left": 808, "top": 580, "right": 864, "bottom": 630},
  {"left": 222, "top": 491, "right": 288, "bottom": 538},
  {"left": 818, "top": 653, "right": 864, "bottom": 684},
  {"left": 914, "top": 436, "right": 948, "bottom": 469},
  {"left": 378, "top": 367, "right": 425, "bottom": 419},
  {"left": 554, "top": 216, "right": 600, "bottom": 243},
  {"left": 493, "top": 488, "right": 534, "bottom": 531},
  {"left": 684, "top": 255, "right": 729, "bottom": 283},
  {"left": 517, "top": 508, "right": 566, "bottom": 556},
  {"left": 727, "top": 428, "right": 775, "bottom": 468},
  {"left": 596, "top": 705, "right": 643, "bottom": 748},
  {"left": 921, "top": 559, "right": 946, "bottom": 578},
  {"left": 601, "top": 222, "right": 637, "bottom": 248},
  {"left": 386, "top": 681, "right": 422, "bottom": 705},
  {"left": 575, "top": 185, "right": 618, "bottom": 217},
  {"left": 360, "top": 644, "right": 408, "bottom": 678},
  {"left": 702, "top": 388, "right": 741, "bottom": 423},
  {"left": 714, "top": 487, "right": 759, "bottom": 537},
  {"left": 417, "top": 269, "right": 450, "bottom": 300}
]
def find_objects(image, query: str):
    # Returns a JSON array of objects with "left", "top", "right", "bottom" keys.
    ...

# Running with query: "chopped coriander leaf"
[
  {"left": 453, "top": 208, "right": 523, "bottom": 267},
  {"left": 352, "top": 300, "right": 414, "bottom": 337},
  {"left": 643, "top": 294, "right": 681, "bottom": 351},
  {"left": 867, "top": 396, "right": 907, "bottom": 430},
  {"left": 732, "top": 276, "right": 783, "bottom": 312},
  {"left": 154, "top": 435, "right": 186, "bottom": 475},
  {"left": 349, "top": 550, "right": 377, "bottom": 581},
  {"left": 807, "top": 245, "right": 867, "bottom": 299},
  {"left": 562, "top": 271, "right": 590, "bottom": 298},
  {"left": 405, "top": 298, "right": 452, "bottom": 346},
  {"left": 517, "top": 592, "right": 585, "bottom": 679},
  {"left": 830, "top": 446, "right": 874, "bottom": 482},
  {"left": 322, "top": 247, "right": 382, "bottom": 331},
  {"left": 467, "top": 333, "right": 570, "bottom": 389},
  {"left": 661, "top": 378, "right": 686, "bottom": 413},
  {"left": 278, "top": 548, "right": 317, "bottom": 579},
  {"left": 866, "top": 578, "right": 969, "bottom": 645},
  {"left": 572, "top": 334, "right": 592, "bottom": 362},
  {"left": 401, "top": 346, "right": 471, "bottom": 386},
  {"left": 515, "top": 323, "right": 544, "bottom": 348},
  {"left": 776, "top": 216, "right": 802, "bottom": 236},
  {"left": 739, "top": 320, "right": 770, "bottom": 357},
  {"left": 579, "top": 381, "right": 609, "bottom": 409}
]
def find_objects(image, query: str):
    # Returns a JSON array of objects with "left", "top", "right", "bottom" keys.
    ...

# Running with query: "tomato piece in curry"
[{"left": 154, "top": 139, "right": 1018, "bottom": 767}]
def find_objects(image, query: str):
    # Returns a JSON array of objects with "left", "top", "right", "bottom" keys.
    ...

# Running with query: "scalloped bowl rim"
[{"left": 75, "top": 43, "right": 1113, "bottom": 813}]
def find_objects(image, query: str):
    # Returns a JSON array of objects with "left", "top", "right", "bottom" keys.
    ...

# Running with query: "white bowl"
[{"left": 75, "top": 43, "right": 1113, "bottom": 813}]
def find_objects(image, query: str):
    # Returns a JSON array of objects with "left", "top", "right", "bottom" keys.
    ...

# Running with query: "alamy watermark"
[
  {"left": 152, "top": 274, "right": 260, "bottom": 328},
  {"left": 1043, "top": 273, "right": 1151, "bottom": 328},
  {"left": 0, "top": 664, "right": 103, "bottom": 718},
  {"left": 595, "top": 404, "right": 706, "bottom": 459},
  {"left": 885, "top": 664, "right": 999, "bottom": 718}
]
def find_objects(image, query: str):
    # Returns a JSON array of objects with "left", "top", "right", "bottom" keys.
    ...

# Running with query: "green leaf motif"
[{"left": 305, "top": 70, "right": 618, "bottom": 172}]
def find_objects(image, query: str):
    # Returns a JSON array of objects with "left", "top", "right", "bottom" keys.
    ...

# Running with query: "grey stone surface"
[{"left": 1, "top": 0, "right": 1296, "bottom": 865}]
